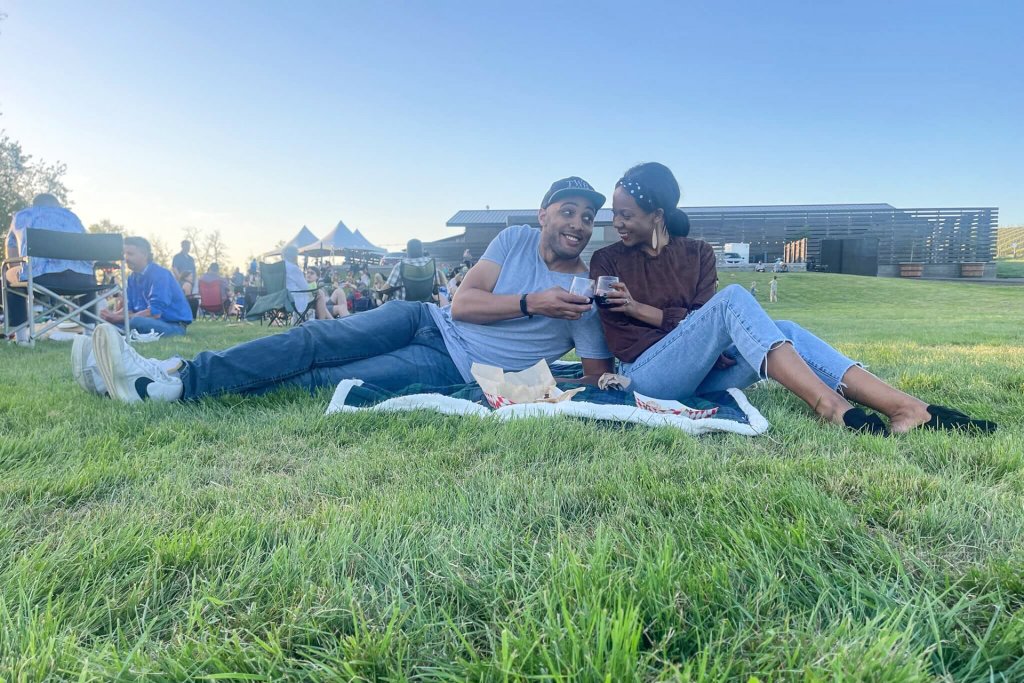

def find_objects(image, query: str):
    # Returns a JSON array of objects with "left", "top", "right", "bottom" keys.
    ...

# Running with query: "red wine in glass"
[{"left": 595, "top": 276, "right": 619, "bottom": 308}]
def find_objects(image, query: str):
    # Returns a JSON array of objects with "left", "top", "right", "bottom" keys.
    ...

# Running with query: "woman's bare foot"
[
  {"left": 814, "top": 392, "right": 856, "bottom": 427},
  {"left": 886, "top": 398, "right": 932, "bottom": 433}
]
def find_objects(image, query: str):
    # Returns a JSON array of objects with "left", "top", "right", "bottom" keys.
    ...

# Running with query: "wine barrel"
[
  {"left": 899, "top": 263, "right": 924, "bottom": 278},
  {"left": 960, "top": 262, "right": 985, "bottom": 278}
]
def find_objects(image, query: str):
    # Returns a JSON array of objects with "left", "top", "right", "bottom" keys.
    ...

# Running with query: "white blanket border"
[{"left": 326, "top": 380, "right": 769, "bottom": 437}]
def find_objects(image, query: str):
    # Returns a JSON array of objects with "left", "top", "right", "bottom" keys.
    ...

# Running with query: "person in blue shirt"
[
  {"left": 171, "top": 240, "right": 196, "bottom": 289},
  {"left": 100, "top": 236, "right": 193, "bottom": 336},
  {"left": 4, "top": 194, "right": 95, "bottom": 342}
]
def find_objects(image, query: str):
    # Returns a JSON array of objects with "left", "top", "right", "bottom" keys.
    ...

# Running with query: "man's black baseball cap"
[{"left": 540, "top": 176, "right": 606, "bottom": 211}]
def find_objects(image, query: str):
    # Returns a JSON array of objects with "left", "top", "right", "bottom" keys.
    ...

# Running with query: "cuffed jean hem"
[
  {"left": 771, "top": 319, "right": 862, "bottom": 392},
  {"left": 805, "top": 358, "right": 863, "bottom": 393}
]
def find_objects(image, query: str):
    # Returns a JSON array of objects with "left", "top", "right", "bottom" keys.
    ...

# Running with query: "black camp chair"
[
  {"left": 398, "top": 259, "right": 437, "bottom": 303},
  {"left": 2, "top": 229, "right": 129, "bottom": 346},
  {"left": 245, "top": 262, "right": 315, "bottom": 325}
]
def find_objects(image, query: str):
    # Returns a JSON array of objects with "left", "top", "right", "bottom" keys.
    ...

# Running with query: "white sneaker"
[
  {"left": 71, "top": 334, "right": 108, "bottom": 396},
  {"left": 129, "top": 329, "right": 163, "bottom": 343},
  {"left": 92, "top": 324, "right": 183, "bottom": 403}
]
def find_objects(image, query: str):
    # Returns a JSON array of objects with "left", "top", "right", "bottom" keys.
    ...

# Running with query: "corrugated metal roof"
[
  {"left": 446, "top": 210, "right": 531, "bottom": 226},
  {"left": 447, "top": 203, "right": 899, "bottom": 227}
]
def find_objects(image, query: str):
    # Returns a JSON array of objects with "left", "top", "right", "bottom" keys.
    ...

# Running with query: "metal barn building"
[{"left": 427, "top": 203, "right": 998, "bottom": 278}]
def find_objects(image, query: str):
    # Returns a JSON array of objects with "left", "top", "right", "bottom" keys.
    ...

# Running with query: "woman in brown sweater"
[{"left": 590, "top": 162, "right": 994, "bottom": 435}]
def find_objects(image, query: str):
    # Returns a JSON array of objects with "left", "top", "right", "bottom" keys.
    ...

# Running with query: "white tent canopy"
[
  {"left": 351, "top": 229, "right": 386, "bottom": 253},
  {"left": 299, "top": 220, "right": 385, "bottom": 256},
  {"left": 262, "top": 225, "right": 319, "bottom": 258}
]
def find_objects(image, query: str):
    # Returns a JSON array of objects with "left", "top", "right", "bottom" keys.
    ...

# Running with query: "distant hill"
[{"left": 996, "top": 226, "right": 1024, "bottom": 258}]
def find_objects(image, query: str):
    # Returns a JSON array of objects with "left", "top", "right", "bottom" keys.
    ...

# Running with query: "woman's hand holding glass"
[{"left": 601, "top": 281, "right": 638, "bottom": 316}]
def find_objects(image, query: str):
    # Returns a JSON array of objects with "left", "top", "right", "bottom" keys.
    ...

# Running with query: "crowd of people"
[
  {"left": 166, "top": 239, "right": 451, "bottom": 325},
  {"left": 3, "top": 169, "right": 997, "bottom": 436}
]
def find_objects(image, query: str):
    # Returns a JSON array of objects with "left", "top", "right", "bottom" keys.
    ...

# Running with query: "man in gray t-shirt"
[
  {"left": 430, "top": 224, "right": 611, "bottom": 382},
  {"left": 87, "top": 177, "right": 617, "bottom": 403}
]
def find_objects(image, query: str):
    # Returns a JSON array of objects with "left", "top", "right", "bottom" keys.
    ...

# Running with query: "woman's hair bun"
[{"left": 666, "top": 207, "right": 690, "bottom": 237}]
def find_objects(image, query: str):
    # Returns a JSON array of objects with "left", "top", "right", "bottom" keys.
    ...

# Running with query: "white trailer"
[{"left": 722, "top": 242, "right": 750, "bottom": 266}]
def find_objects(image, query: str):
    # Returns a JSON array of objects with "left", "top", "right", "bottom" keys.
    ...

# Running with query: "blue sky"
[{"left": 2, "top": 0, "right": 1021, "bottom": 261}]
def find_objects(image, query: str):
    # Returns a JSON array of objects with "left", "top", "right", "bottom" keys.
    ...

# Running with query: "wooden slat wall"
[
  {"left": 446, "top": 207, "right": 998, "bottom": 267},
  {"left": 683, "top": 207, "right": 997, "bottom": 265}
]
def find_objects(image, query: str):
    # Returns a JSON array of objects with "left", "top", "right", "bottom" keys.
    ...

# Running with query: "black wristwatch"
[{"left": 520, "top": 293, "right": 533, "bottom": 318}]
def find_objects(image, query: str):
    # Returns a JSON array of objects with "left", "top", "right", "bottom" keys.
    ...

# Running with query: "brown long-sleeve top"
[{"left": 589, "top": 237, "right": 718, "bottom": 363}]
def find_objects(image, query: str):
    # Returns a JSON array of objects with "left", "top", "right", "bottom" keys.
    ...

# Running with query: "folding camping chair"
[
  {"left": 398, "top": 258, "right": 438, "bottom": 303},
  {"left": 245, "top": 262, "right": 293, "bottom": 326},
  {"left": 245, "top": 262, "right": 315, "bottom": 325},
  {"left": 197, "top": 278, "right": 233, "bottom": 319},
  {"left": 2, "top": 229, "right": 129, "bottom": 346}
]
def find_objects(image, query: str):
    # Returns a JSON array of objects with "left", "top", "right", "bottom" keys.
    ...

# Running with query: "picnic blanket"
[{"left": 326, "top": 363, "right": 770, "bottom": 437}]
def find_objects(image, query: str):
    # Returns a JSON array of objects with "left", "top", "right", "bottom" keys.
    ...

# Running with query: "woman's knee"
[
  {"left": 718, "top": 283, "right": 768, "bottom": 318},
  {"left": 773, "top": 320, "right": 805, "bottom": 338},
  {"left": 720, "top": 283, "right": 756, "bottom": 306},
  {"left": 719, "top": 283, "right": 746, "bottom": 299}
]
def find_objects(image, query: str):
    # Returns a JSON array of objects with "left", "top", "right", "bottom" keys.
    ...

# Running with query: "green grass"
[
  {"left": 996, "top": 259, "right": 1024, "bottom": 278},
  {"left": 1, "top": 273, "right": 1023, "bottom": 681}
]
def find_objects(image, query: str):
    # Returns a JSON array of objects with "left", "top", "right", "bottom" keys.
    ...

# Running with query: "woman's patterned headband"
[{"left": 617, "top": 179, "right": 656, "bottom": 212}]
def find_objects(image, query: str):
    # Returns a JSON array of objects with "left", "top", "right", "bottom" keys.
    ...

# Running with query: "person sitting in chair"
[
  {"left": 384, "top": 239, "right": 445, "bottom": 304},
  {"left": 282, "top": 246, "right": 314, "bottom": 318},
  {"left": 370, "top": 272, "right": 387, "bottom": 307},
  {"left": 100, "top": 236, "right": 193, "bottom": 336},
  {"left": 199, "top": 262, "right": 234, "bottom": 316},
  {"left": 4, "top": 194, "right": 95, "bottom": 343},
  {"left": 315, "top": 279, "right": 351, "bottom": 320}
]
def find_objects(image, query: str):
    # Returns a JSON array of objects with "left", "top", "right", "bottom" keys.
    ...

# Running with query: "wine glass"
[
  {"left": 569, "top": 276, "right": 595, "bottom": 302},
  {"left": 595, "top": 276, "right": 619, "bottom": 308}
]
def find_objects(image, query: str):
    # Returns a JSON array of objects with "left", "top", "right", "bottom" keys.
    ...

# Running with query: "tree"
[
  {"left": 148, "top": 235, "right": 171, "bottom": 267},
  {"left": 203, "top": 229, "right": 230, "bottom": 270},
  {"left": 88, "top": 219, "right": 124, "bottom": 234},
  {"left": 175, "top": 227, "right": 231, "bottom": 275},
  {"left": 1, "top": 128, "right": 71, "bottom": 229},
  {"left": 181, "top": 226, "right": 203, "bottom": 252}
]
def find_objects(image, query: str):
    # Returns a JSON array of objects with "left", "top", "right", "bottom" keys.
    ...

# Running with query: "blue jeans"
[
  {"left": 178, "top": 300, "right": 462, "bottom": 399},
  {"left": 130, "top": 317, "right": 188, "bottom": 337},
  {"left": 621, "top": 285, "right": 859, "bottom": 400}
]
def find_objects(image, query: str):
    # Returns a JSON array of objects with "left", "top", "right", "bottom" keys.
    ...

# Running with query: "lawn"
[{"left": 1, "top": 273, "right": 1023, "bottom": 681}]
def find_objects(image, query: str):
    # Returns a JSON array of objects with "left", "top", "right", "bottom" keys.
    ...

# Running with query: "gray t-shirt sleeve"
[
  {"left": 573, "top": 311, "right": 613, "bottom": 360},
  {"left": 480, "top": 225, "right": 526, "bottom": 267}
]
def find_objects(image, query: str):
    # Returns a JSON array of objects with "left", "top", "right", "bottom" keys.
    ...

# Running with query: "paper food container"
[
  {"left": 471, "top": 360, "right": 584, "bottom": 409},
  {"left": 634, "top": 392, "right": 719, "bottom": 419}
]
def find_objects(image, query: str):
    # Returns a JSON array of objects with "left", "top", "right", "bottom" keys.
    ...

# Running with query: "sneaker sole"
[
  {"left": 71, "top": 334, "right": 92, "bottom": 393},
  {"left": 93, "top": 324, "right": 142, "bottom": 404}
]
